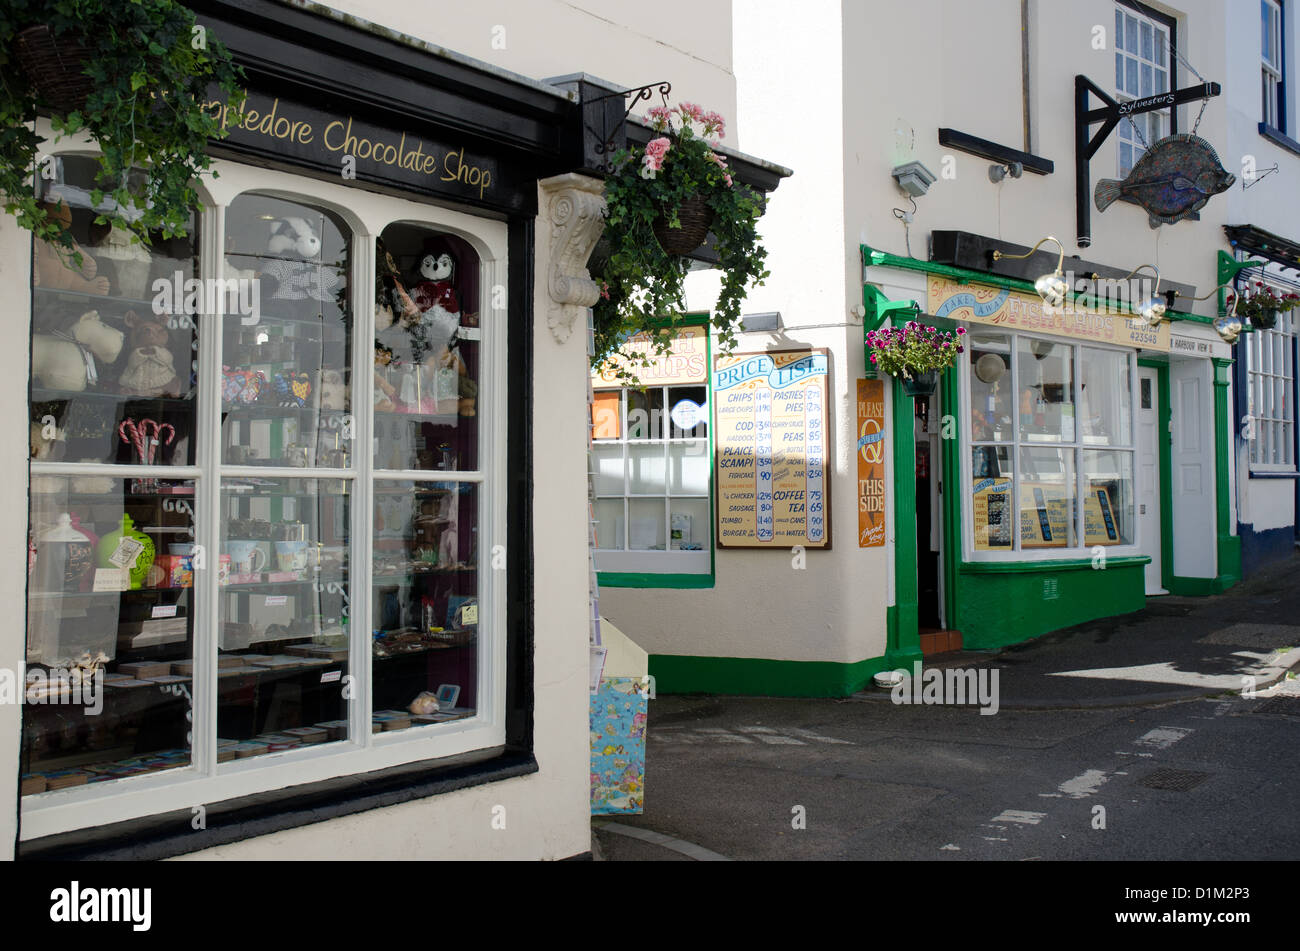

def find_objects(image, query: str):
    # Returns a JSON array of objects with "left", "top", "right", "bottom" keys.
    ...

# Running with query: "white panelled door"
[{"left": 1138, "top": 367, "right": 1166, "bottom": 594}]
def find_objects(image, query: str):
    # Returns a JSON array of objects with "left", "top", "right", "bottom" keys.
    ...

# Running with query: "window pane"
[
  {"left": 374, "top": 224, "right": 480, "bottom": 471},
  {"left": 1121, "top": 143, "right": 1133, "bottom": 174},
  {"left": 629, "top": 443, "right": 667, "bottom": 494},
  {"left": 217, "top": 476, "right": 351, "bottom": 755},
  {"left": 627, "top": 498, "right": 666, "bottom": 550},
  {"left": 972, "top": 446, "right": 1013, "bottom": 551},
  {"left": 1126, "top": 14, "right": 1138, "bottom": 55},
  {"left": 1019, "top": 447, "right": 1076, "bottom": 548},
  {"left": 668, "top": 440, "right": 710, "bottom": 495},
  {"left": 372, "top": 481, "right": 477, "bottom": 729},
  {"left": 1156, "top": 29, "right": 1167, "bottom": 67},
  {"left": 670, "top": 498, "right": 709, "bottom": 551},
  {"left": 33, "top": 156, "right": 199, "bottom": 467},
  {"left": 1126, "top": 57, "right": 1138, "bottom": 95},
  {"left": 667, "top": 385, "right": 708, "bottom": 439},
  {"left": 626, "top": 388, "right": 663, "bottom": 439},
  {"left": 594, "top": 499, "right": 625, "bottom": 550},
  {"left": 1141, "top": 21, "right": 1153, "bottom": 61},
  {"left": 1080, "top": 347, "right": 1132, "bottom": 445},
  {"left": 969, "top": 331, "right": 1013, "bottom": 442},
  {"left": 1083, "top": 450, "right": 1134, "bottom": 546},
  {"left": 592, "top": 444, "right": 625, "bottom": 496},
  {"left": 1017, "top": 337, "right": 1075, "bottom": 443},
  {"left": 592, "top": 390, "right": 621, "bottom": 440},
  {"left": 224, "top": 194, "right": 354, "bottom": 470},
  {"left": 24, "top": 476, "right": 197, "bottom": 794},
  {"left": 1116, "top": 51, "right": 1124, "bottom": 88},
  {"left": 1141, "top": 63, "right": 1153, "bottom": 98}
]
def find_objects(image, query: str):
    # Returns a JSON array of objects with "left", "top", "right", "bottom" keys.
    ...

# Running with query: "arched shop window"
[
  {"left": 23, "top": 155, "right": 506, "bottom": 836},
  {"left": 966, "top": 330, "right": 1137, "bottom": 557}
]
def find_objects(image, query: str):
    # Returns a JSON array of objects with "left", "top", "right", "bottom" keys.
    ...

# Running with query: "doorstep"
[{"left": 919, "top": 629, "right": 963, "bottom": 656}]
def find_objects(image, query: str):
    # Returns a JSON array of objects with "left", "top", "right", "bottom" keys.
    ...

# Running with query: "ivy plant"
[
  {"left": 0, "top": 0, "right": 245, "bottom": 254},
  {"left": 593, "top": 102, "right": 769, "bottom": 377}
]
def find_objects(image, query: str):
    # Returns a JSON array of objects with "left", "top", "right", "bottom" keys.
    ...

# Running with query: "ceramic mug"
[
  {"left": 225, "top": 539, "right": 267, "bottom": 576},
  {"left": 275, "top": 540, "right": 309, "bottom": 572}
]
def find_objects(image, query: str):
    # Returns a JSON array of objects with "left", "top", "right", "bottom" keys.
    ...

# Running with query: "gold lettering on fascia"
[{"left": 203, "top": 91, "right": 494, "bottom": 197}]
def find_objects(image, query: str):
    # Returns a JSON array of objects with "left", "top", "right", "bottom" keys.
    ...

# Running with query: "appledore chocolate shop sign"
[{"left": 203, "top": 87, "right": 530, "bottom": 213}]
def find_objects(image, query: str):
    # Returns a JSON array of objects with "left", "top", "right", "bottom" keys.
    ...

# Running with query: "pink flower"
[
  {"left": 679, "top": 102, "right": 706, "bottom": 124},
  {"left": 703, "top": 111, "right": 726, "bottom": 138},
  {"left": 646, "top": 105, "right": 672, "bottom": 130},
  {"left": 644, "top": 136, "right": 672, "bottom": 171}
]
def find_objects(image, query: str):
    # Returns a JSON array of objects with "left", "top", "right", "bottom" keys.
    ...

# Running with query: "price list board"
[{"left": 713, "top": 349, "right": 832, "bottom": 549}]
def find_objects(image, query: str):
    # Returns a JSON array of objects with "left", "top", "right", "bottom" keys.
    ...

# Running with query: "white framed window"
[
  {"left": 964, "top": 329, "right": 1140, "bottom": 561},
  {"left": 1115, "top": 2, "right": 1173, "bottom": 176},
  {"left": 1246, "top": 308, "right": 1295, "bottom": 470},
  {"left": 22, "top": 151, "right": 508, "bottom": 840},
  {"left": 1263, "top": 0, "right": 1284, "bottom": 130},
  {"left": 591, "top": 384, "right": 711, "bottom": 575}
]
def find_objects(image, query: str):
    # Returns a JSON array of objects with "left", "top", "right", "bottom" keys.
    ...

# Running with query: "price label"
[{"left": 107, "top": 537, "right": 145, "bottom": 569}]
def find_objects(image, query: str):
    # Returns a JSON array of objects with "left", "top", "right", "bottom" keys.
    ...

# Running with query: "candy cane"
[{"left": 119, "top": 420, "right": 146, "bottom": 465}]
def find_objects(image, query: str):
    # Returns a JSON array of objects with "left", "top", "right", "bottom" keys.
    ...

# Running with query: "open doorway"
[{"left": 914, "top": 385, "right": 944, "bottom": 633}]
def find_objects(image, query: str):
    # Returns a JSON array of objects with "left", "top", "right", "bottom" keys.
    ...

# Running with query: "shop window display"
[
  {"left": 23, "top": 161, "right": 502, "bottom": 817},
  {"left": 967, "top": 330, "right": 1136, "bottom": 556}
]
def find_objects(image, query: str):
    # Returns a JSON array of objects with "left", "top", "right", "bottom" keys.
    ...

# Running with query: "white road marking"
[
  {"left": 786, "top": 727, "right": 852, "bottom": 745},
  {"left": 1055, "top": 769, "right": 1111, "bottom": 799},
  {"left": 1135, "top": 726, "right": 1192, "bottom": 750},
  {"left": 991, "top": 810, "right": 1047, "bottom": 825},
  {"left": 652, "top": 725, "right": 849, "bottom": 747},
  {"left": 939, "top": 843, "right": 960, "bottom": 851},
  {"left": 735, "top": 726, "right": 805, "bottom": 745}
]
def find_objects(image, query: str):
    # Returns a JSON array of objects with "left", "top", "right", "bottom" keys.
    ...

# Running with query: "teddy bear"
[
  {"left": 32, "top": 334, "right": 93, "bottom": 391},
  {"left": 33, "top": 200, "right": 111, "bottom": 296},
  {"left": 317, "top": 368, "right": 348, "bottom": 410},
  {"left": 258, "top": 216, "right": 344, "bottom": 304},
  {"left": 118, "top": 311, "right": 181, "bottom": 397},
  {"left": 88, "top": 220, "right": 152, "bottom": 300},
  {"left": 71, "top": 311, "right": 124, "bottom": 364}
]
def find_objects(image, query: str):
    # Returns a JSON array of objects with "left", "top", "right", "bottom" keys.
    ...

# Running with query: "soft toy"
[
  {"left": 32, "top": 334, "right": 92, "bottom": 391},
  {"left": 88, "top": 220, "right": 152, "bottom": 299},
  {"left": 410, "top": 251, "right": 460, "bottom": 317},
  {"left": 260, "top": 216, "right": 342, "bottom": 303},
  {"left": 374, "top": 342, "right": 397, "bottom": 412},
  {"left": 318, "top": 369, "right": 348, "bottom": 410},
  {"left": 71, "top": 311, "right": 124, "bottom": 364},
  {"left": 119, "top": 311, "right": 181, "bottom": 397},
  {"left": 33, "top": 201, "right": 110, "bottom": 296}
]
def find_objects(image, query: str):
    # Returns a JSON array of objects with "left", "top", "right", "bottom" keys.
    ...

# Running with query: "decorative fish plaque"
[{"left": 1095, "top": 133, "right": 1235, "bottom": 227}]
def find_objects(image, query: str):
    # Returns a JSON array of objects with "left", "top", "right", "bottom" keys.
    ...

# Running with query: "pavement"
[{"left": 592, "top": 551, "right": 1300, "bottom": 860}]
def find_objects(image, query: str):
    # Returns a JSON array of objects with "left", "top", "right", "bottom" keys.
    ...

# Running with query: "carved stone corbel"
[{"left": 540, "top": 172, "right": 606, "bottom": 343}]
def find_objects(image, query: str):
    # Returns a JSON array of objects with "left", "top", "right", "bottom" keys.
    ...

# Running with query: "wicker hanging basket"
[
  {"left": 15, "top": 25, "right": 95, "bottom": 114},
  {"left": 652, "top": 195, "right": 715, "bottom": 255}
]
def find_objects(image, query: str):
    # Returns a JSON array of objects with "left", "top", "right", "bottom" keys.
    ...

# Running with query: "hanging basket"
[
  {"left": 14, "top": 25, "right": 95, "bottom": 115},
  {"left": 652, "top": 195, "right": 715, "bottom": 255},
  {"left": 1252, "top": 306, "right": 1277, "bottom": 331},
  {"left": 900, "top": 369, "right": 939, "bottom": 398}
]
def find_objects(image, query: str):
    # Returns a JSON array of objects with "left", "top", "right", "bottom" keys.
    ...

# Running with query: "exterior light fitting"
[
  {"left": 891, "top": 161, "right": 937, "bottom": 198},
  {"left": 1108, "top": 264, "right": 1165, "bottom": 327},
  {"left": 993, "top": 236, "right": 1069, "bottom": 307},
  {"left": 1171, "top": 284, "right": 1242, "bottom": 344}
]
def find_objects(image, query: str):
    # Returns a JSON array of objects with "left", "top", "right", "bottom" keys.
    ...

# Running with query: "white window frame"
[
  {"left": 1115, "top": 2, "right": 1174, "bottom": 177},
  {"left": 22, "top": 149, "right": 509, "bottom": 841},
  {"left": 961, "top": 330, "right": 1142, "bottom": 564},
  {"left": 1263, "top": 0, "right": 1284, "bottom": 129},
  {"left": 592, "top": 385, "right": 711, "bottom": 575},
  {"left": 1246, "top": 307, "right": 1295, "bottom": 472}
]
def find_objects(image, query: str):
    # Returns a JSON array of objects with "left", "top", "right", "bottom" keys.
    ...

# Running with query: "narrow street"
[{"left": 595, "top": 557, "right": 1300, "bottom": 861}]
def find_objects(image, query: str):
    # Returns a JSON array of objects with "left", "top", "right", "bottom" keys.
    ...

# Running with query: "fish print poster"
[{"left": 590, "top": 677, "right": 647, "bottom": 815}]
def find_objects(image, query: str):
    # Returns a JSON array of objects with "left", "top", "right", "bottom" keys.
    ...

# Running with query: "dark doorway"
[{"left": 914, "top": 390, "right": 942, "bottom": 630}]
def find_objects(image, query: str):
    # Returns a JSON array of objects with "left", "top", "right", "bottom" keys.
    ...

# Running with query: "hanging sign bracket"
[{"left": 1074, "top": 74, "right": 1221, "bottom": 248}]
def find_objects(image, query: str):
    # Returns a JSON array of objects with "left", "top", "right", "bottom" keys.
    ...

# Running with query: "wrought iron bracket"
[
  {"left": 580, "top": 80, "right": 671, "bottom": 172},
  {"left": 1074, "top": 74, "right": 1221, "bottom": 249}
]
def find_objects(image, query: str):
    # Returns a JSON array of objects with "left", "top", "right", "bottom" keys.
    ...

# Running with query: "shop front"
[
  {"left": 864, "top": 245, "right": 1238, "bottom": 658},
  {"left": 6, "top": 0, "right": 597, "bottom": 861}
]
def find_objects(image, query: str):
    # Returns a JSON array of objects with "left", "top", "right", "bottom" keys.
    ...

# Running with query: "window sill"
[
  {"left": 1258, "top": 123, "right": 1300, "bottom": 157},
  {"left": 597, "top": 571, "right": 715, "bottom": 589},
  {"left": 1248, "top": 467, "right": 1300, "bottom": 479},
  {"left": 18, "top": 747, "right": 537, "bottom": 861},
  {"left": 960, "top": 555, "right": 1150, "bottom": 573}
]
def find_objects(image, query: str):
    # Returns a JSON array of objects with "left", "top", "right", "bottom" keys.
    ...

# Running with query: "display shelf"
[
  {"left": 32, "top": 285, "right": 172, "bottom": 312},
  {"left": 27, "top": 587, "right": 191, "bottom": 602},
  {"left": 374, "top": 409, "right": 461, "bottom": 424},
  {"left": 31, "top": 387, "right": 195, "bottom": 407}
]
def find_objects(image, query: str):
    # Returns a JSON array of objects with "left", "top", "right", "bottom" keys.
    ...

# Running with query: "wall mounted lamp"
[
  {"left": 1170, "top": 284, "right": 1242, "bottom": 343},
  {"left": 992, "top": 236, "right": 1069, "bottom": 307},
  {"left": 1103, "top": 264, "right": 1165, "bottom": 327}
]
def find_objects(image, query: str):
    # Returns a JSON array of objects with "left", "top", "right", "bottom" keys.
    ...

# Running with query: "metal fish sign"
[{"left": 1095, "top": 134, "right": 1235, "bottom": 228}]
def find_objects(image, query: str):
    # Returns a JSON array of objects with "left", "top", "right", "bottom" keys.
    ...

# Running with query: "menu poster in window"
[
  {"left": 1019, "top": 482, "right": 1070, "bottom": 548},
  {"left": 972, "top": 477, "right": 1013, "bottom": 550},
  {"left": 856, "top": 379, "right": 886, "bottom": 547},
  {"left": 714, "top": 349, "right": 831, "bottom": 549},
  {"left": 1084, "top": 487, "right": 1121, "bottom": 545}
]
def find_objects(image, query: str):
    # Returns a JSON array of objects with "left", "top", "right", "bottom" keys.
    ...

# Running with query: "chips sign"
[
  {"left": 927, "top": 276, "right": 1171, "bottom": 352},
  {"left": 714, "top": 349, "right": 831, "bottom": 549},
  {"left": 592, "top": 326, "right": 708, "bottom": 387}
]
